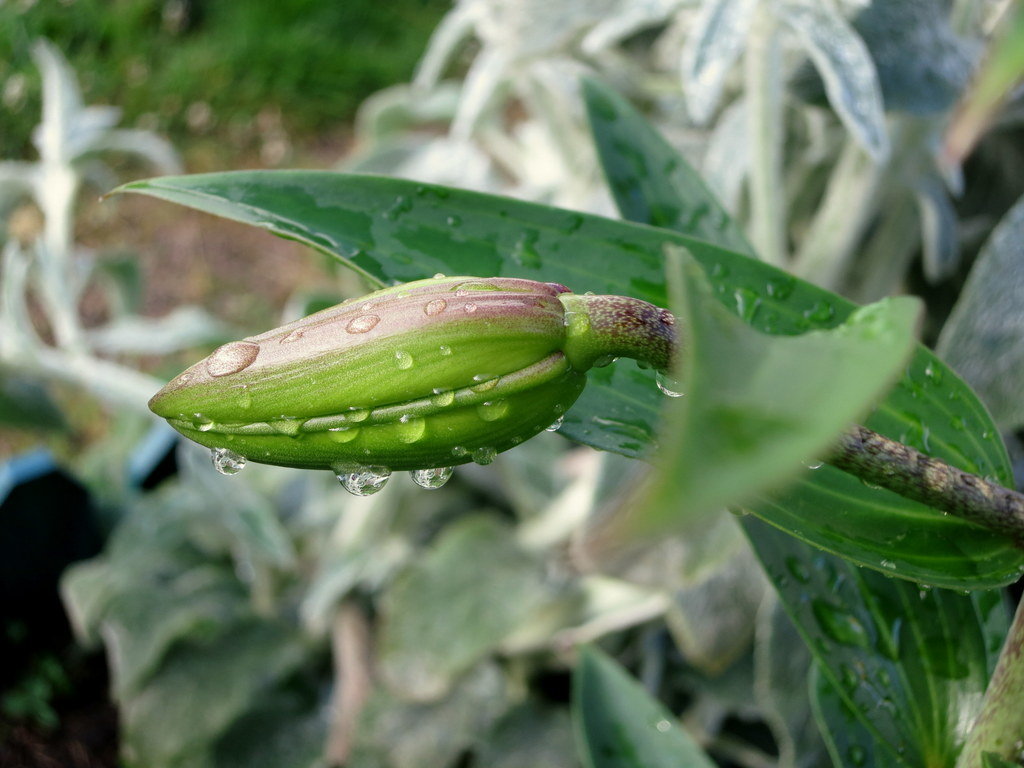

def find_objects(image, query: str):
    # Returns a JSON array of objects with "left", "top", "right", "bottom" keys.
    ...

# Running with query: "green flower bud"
[{"left": 149, "top": 275, "right": 675, "bottom": 486}]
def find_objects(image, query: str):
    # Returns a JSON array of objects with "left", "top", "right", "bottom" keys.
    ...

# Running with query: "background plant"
[{"left": 1, "top": 1, "right": 1023, "bottom": 767}]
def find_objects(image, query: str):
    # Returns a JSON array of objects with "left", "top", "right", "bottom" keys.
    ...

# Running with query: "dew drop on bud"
[
  {"left": 433, "top": 272, "right": 447, "bottom": 278},
  {"left": 477, "top": 400, "right": 509, "bottom": 421},
  {"left": 425, "top": 298, "right": 447, "bottom": 316},
  {"left": 336, "top": 466, "right": 391, "bottom": 496},
  {"left": 194, "top": 414, "right": 215, "bottom": 432},
  {"left": 280, "top": 330, "right": 305, "bottom": 343},
  {"left": 396, "top": 414, "right": 426, "bottom": 443},
  {"left": 211, "top": 447, "right": 247, "bottom": 475},
  {"left": 464, "top": 303, "right": 478, "bottom": 314},
  {"left": 395, "top": 350, "right": 414, "bottom": 370},
  {"left": 431, "top": 389, "right": 455, "bottom": 407},
  {"left": 206, "top": 341, "right": 259, "bottom": 377},
  {"left": 655, "top": 371, "right": 684, "bottom": 397},
  {"left": 471, "top": 446, "right": 497, "bottom": 465},
  {"left": 347, "top": 314, "right": 380, "bottom": 334},
  {"left": 439, "top": 345, "right": 453, "bottom": 356},
  {"left": 471, "top": 374, "right": 499, "bottom": 393},
  {"left": 411, "top": 466, "right": 454, "bottom": 489},
  {"left": 328, "top": 426, "right": 360, "bottom": 443},
  {"left": 546, "top": 415, "right": 565, "bottom": 432}
]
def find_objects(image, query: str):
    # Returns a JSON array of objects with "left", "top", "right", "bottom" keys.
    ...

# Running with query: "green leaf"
[
  {"left": 746, "top": 517, "right": 1009, "bottom": 767},
  {"left": 573, "top": 646, "right": 716, "bottom": 768},
  {"left": 809, "top": 664, "right": 899, "bottom": 768},
  {"left": 115, "top": 170, "right": 1023, "bottom": 587},
  {"left": 639, "top": 246, "right": 919, "bottom": 533},
  {"left": 378, "top": 516, "right": 550, "bottom": 701},
  {"left": 583, "top": 77, "right": 755, "bottom": 256}
]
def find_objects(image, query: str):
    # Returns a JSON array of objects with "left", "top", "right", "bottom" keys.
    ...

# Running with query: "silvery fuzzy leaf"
[
  {"left": 702, "top": 98, "right": 750, "bottom": 212},
  {"left": 681, "top": 0, "right": 762, "bottom": 125},
  {"left": 581, "top": 0, "right": 687, "bottom": 55},
  {"left": 85, "top": 305, "right": 232, "bottom": 355},
  {"left": 914, "top": 174, "right": 960, "bottom": 283},
  {"left": 354, "top": 83, "right": 461, "bottom": 143},
  {"left": 937, "top": 194, "right": 1024, "bottom": 431},
  {"left": 778, "top": 1, "right": 890, "bottom": 161},
  {"left": 85, "top": 128, "right": 183, "bottom": 175},
  {"left": 413, "top": 3, "right": 479, "bottom": 90},
  {"left": 451, "top": 46, "right": 512, "bottom": 141}
]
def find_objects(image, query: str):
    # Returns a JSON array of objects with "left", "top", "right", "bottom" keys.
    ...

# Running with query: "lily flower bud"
[{"left": 149, "top": 275, "right": 675, "bottom": 486}]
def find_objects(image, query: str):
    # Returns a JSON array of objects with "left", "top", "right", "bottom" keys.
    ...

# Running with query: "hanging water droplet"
[
  {"left": 211, "top": 447, "right": 246, "bottom": 475},
  {"left": 592, "top": 354, "right": 618, "bottom": 368},
  {"left": 431, "top": 388, "right": 455, "bottom": 407},
  {"left": 471, "top": 446, "right": 497, "bottom": 465},
  {"left": 411, "top": 466, "right": 454, "bottom": 489},
  {"left": 347, "top": 314, "right": 380, "bottom": 334},
  {"left": 546, "top": 415, "right": 564, "bottom": 432},
  {"left": 394, "top": 350, "right": 414, "bottom": 370},
  {"left": 336, "top": 466, "right": 391, "bottom": 496},
  {"left": 477, "top": 400, "right": 509, "bottom": 422},
  {"left": 206, "top": 341, "right": 259, "bottom": 377},
  {"left": 451, "top": 445, "right": 469, "bottom": 458},
  {"left": 655, "top": 371, "right": 684, "bottom": 397},
  {"left": 395, "top": 414, "right": 426, "bottom": 443},
  {"left": 327, "top": 426, "right": 360, "bottom": 443},
  {"left": 425, "top": 298, "right": 447, "bottom": 316}
]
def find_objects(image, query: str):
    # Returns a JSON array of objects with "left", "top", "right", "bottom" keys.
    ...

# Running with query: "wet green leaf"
[
  {"left": 747, "top": 517, "right": 1009, "bottom": 767},
  {"left": 573, "top": 646, "right": 715, "bottom": 768},
  {"left": 809, "top": 664, "right": 899, "bottom": 768},
  {"left": 116, "top": 170, "right": 1023, "bottom": 587},
  {"left": 640, "top": 247, "right": 919, "bottom": 534}
]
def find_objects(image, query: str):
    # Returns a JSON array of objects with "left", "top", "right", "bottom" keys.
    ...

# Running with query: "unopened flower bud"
[{"left": 149, "top": 275, "right": 675, "bottom": 474}]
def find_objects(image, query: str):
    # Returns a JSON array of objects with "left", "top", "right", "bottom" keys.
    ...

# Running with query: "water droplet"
[
  {"left": 235, "top": 385, "right": 252, "bottom": 409},
  {"left": 439, "top": 345, "right": 453, "bottom": 356},
  {"left": 655, "top": 720, "right": 671, "bottom": 733},
  {"left": 395, "top": 414, "right": 426, "bottom": 443},
  {"left": 445, "top": 215, "right": 461, "bottom": 227},
  {"left": 802, "top": 300, "right": 835, "bottom": 324},
  {"left": 812, "top": 600, "right": 870, "bottom": 649},
  {"left": 805, "top": 460, "right": 823, "bottom": 470},
  {"left": 206, "top": 341, "right": 259, "bottom": 377},
  {"left": 477, "top": 400, "right": 509, "bottom": 421},
  {"left": 194, "top": 414, "right": 215, "bottom": 432},
  {"left": 563, "top": 311, "right": 590, "bottom": 337},
  {"left": 766, "top": 277, "right": 795, "bottom": 300},
  {"left": 337, "top": 466, "right": 391, "bottom": 496},
  {"left": 269, "top": 418, "right": 303, "bottom": 437},
  {"left": 383, "top": 195, "right": 412, "bottom": 220},
  {"left": 425, "top": 298, "right": 447, "bottom": 316},
  {"left": 546, "top": 415, "right": 565, "bottom": 432},
  {"left": 346, "top": 407, "right": 369, "bottom": 423},
  {"left": 880, "top": 559, "right": 896, "bottom": 570},
  {"left": 395, "top": 350, "right": 414, "bottom": 370},
  {"left": 656, "top": 371, "right": 684, "bottom": 397},
  {"left": 471, "top": 375, "right": 499, "bottom": 393},
  {"left": 511, "top": 231, "right": 542, "bottom": 268},
  {"left": 785, "top": 556, "right": 811, "bottom": 583},
  {"left": 328, "top": 426, "right": 360, "bottom": 443},
  {"left": 464, "top": 302, "right": 478, "bottom": 314},
  {"left": 839, "top": 664, "right": 859, "bottom": 691},
  {"left": 411, "top": 466, "right": 454, "bottom": 489},
  {"left": 211, "top": 447, "right": 246, "bottom": 475},
  {"left": 847, "top": 745, "right": 867, "bottom": 766},
  {"left": 451, "top": 445, "right": 469, "bottom": 458},
  {"left": 432, "top": 272, "right": 446, "bottom": 279},
  {"left": 347, "top": 314, "right": 380, "bottom": 334},
  {"left": 431, "top": 389, "right": 455, "bottom": 407},
  {"left": 471, "top": 446, "right": 497, "bottom": 465},
  {"left": 733, "top": 288, "right": 761, "bottom": 323},
  {"left": 592, "top": 354, "right": 618, "bottom": 368},
  {"left": 280, "top": 329, "right": 305, "bottom": 343}
]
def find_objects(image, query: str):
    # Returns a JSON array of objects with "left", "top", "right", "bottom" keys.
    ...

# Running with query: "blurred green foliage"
[{"left": 0, "top": 0, "right": 449, "bottom": 158}]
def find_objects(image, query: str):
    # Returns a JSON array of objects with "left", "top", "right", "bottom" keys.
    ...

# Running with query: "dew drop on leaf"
[
  {"left": 411, "top": 466, "right": 454, "bottom": 489},
  {"left": 546, "top": 415, "right": 565, "bottom": 432},
  {"left": 211, "top": 447, "right": 246, "bottom": 475},
  {"left": 471, "top": 446, "right": 497, "bottom": 465},
  {"left": 655, "top": 371, "right": 684, "bottom": 397},
  {"left": 336, "top": 466, "right": 391, "bottom": 496}
]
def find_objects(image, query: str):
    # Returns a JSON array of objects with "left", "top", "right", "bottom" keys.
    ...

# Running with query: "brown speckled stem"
[
  {"left": 560, "top": 294, "right": 678, "bottom": 372},
  {"left": 827, "top": 424, "right": 1024, "bottom": 544}
]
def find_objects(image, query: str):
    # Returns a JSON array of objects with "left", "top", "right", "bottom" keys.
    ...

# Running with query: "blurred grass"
[{"left": 0, "top": 0, "right": 451, "bottom": 161}]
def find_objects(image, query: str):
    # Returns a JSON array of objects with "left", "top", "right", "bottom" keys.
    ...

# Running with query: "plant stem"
[
  {"left": 827, "top": 424, "right": 1024, "bottom": 544},
  {"left": 955, "top": 594, "right": 1024, "bottom": 768}
]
